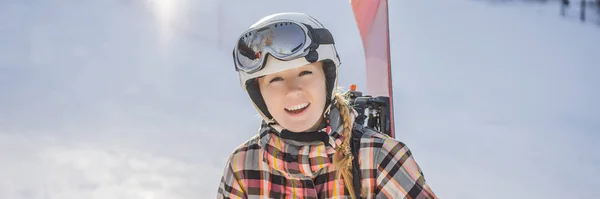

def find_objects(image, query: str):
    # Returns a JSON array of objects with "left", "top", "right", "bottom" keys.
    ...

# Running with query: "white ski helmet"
[{"left": 233, "top": 12, "right": 341, "bottom": 124}]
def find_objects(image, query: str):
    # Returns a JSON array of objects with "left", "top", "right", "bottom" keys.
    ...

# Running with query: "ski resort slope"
[
  {"left": 391, "top": 0, "right": 599, "bottom": 198},
  {"left": 0, "top": 0, "right": 598, "bottom": 198}
]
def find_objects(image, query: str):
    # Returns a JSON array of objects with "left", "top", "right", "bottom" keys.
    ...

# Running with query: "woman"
[{"left": 218, "top": 12, "right": 437, "bottom": 199}]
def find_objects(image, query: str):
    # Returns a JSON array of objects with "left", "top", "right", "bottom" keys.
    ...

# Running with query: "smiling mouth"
[{"left": 284, "top": 103, "right": 310, "bottom": 115}]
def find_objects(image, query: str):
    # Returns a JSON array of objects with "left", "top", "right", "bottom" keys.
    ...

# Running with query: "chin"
[
  {"left": 280, "top": 122, "right": 313, "bottom": 133},
  {"left": 280, "top": 117, "right": 321, "bottom": 133}
]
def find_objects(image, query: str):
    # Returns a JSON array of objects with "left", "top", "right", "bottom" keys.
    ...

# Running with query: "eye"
[
  {"left": 269, "top": 77, "right": 283, "bottom": 83},
  {"left": 299, "top": 70, "right": 313, "bottom": 76}
]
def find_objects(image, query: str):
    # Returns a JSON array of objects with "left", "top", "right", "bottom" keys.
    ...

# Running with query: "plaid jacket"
[{"left": 217, "top": 107, "right": 437, "bottom": 199}]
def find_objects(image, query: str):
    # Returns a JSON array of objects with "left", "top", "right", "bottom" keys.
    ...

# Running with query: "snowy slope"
[
  {"left": 0, "top": 0, "right": 598, "bottom": 198},
  {"left": 0, "top": 1, "right": 365, "bottom": 198},
  {"left": 390, "top": 0, "right": 599, "bottom": 198}
]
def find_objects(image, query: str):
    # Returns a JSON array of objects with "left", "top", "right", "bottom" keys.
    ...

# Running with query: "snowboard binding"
[{"left": 344, "top": 84, "right": 392, "bottom": 137}]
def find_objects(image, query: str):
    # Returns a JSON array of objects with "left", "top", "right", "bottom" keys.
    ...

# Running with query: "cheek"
[
  {"left": 260, "top": 85, "right": 283, "bottom": 108},
  {"left": 307, "top": 79, "right": 327, "bottom": 103}
]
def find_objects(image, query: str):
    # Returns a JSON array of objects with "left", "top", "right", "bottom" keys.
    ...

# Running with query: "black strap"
[
  {"left": 312, "top": 28, "right": 335, "bottom": 45},
  {"left": 304, "top": 23, "right": 335, "bottom": 45},
  {"left": 280, "top": 129, "right": 331, "bottom": 147},
  {"left": 350, "top": 124, "right": 363, "bottom": 198}
]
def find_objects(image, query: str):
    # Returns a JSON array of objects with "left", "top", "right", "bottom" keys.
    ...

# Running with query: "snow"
[
  {"left": 391, "top": 0, "right": 599, "bottom": 198},
  {"left": 0, "top": 0, "right": 598, "bottom": 198}
]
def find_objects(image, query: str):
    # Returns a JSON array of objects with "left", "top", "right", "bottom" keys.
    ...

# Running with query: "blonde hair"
[{"left": 331, "top": 90, "right": 360, "bottom": 199}]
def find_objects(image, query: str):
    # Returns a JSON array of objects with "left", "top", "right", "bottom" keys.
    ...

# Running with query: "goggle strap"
[
  {"left": 312, "top": 28, "right": 335, "bottom": 45},
  {"left": 232, "top": 48, "right": 238, "bottom": 71}
]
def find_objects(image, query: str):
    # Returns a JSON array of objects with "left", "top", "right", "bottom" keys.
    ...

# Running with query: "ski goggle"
[{"left": 233, "top": 20, "right": 334, "bottom": 74}]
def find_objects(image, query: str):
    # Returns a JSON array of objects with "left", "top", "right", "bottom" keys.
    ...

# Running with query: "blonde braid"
[{"left": 332, "top": 91, "right": 358, "bottom": 199}]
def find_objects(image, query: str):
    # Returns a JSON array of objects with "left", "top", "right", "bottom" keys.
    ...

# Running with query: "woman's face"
[{"left": 258, "top": 61, "right": 327, "bottom": 133}]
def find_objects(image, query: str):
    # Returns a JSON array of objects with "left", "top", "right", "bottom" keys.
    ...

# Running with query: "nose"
[{"left": 284, "top": 78, "right": 303, "bottom": 97}]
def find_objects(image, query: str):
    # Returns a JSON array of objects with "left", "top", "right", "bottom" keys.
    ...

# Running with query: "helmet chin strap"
[{"left": 279, "top": 128, "right": 332, "bottom": 147}]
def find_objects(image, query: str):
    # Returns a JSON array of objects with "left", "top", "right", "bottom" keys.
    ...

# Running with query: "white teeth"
[{"left": 286, "top": 103, "right": 309, "bottom": 111}]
